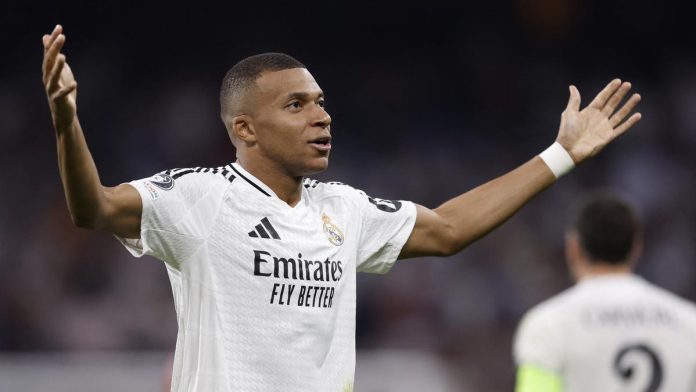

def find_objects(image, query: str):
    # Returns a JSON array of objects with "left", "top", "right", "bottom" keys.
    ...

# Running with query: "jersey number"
[{"left": 613, "top": 343, "right": 663, "bottom": 392}]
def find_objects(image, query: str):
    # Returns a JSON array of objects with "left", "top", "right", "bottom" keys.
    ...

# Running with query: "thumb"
[{"left": 565, "top": 85, "right": 581, "bottom": 112}]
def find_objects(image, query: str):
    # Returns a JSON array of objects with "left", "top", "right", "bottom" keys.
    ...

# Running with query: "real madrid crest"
[{"left": 322, "top": 213, "right": 344, "bottom": 246}]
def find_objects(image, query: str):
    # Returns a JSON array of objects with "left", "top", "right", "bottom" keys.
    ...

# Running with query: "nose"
[{"left": 311, "top": 105, "right": 331, "bottom": 129}]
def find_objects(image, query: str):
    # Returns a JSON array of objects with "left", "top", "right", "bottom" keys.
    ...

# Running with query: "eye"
[
  {"left": 286, "top": 100, "right": 302, "bottom": 111},
  {"left": 317, "top": 99, "right": 326, "bottom": 108}
]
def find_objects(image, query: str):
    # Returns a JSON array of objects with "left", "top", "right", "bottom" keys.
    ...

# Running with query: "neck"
[
  {"left": 236, "top": 156, "right": 303, "bottom": 206},
  {"left": 576, "top": 262, "right": 632, "bottom": 281}
]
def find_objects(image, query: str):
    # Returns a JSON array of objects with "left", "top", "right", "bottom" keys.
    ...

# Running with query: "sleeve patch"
[
  {"left": 367, "top": 196, "right": 402, "bottom": 213},
  {"left": 142, "top": 181, "right": 161, "bottom": 200},
  {"left": 148, "top": 174, "right": 175, "bottom": 190}
]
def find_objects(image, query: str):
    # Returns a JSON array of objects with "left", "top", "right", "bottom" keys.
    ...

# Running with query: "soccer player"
[
  {"left": 42, "top": 23, "right": 642, "bottom": 391},
  {"left": 513, "top": 192, "right": 696, "bottom": 392}
]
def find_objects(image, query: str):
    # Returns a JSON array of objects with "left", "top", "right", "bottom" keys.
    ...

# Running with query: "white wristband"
[{"left": 539, "top": 142, "right": 575, "bottom": 178}]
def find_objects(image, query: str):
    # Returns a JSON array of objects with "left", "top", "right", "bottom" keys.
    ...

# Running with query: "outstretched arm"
[
  {"left": 43, "top": 25, "right": 141, "bottom": 238},
  {"left": 399, "top": 80, "right": 641, "bottom": 259}
]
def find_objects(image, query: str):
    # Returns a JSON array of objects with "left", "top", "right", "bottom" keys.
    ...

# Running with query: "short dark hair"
[
  {"left": 571, "top": 191, "right": 640, "bottom": 264},
  {"left": 219, "top": 52, "right": 305, "bottom": 118}
]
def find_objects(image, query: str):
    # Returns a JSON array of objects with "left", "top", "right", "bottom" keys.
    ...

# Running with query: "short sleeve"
[
  {"left": 513, "top": 306, "right": 564, "bottom": 374},
  {"left": 115, "top": 171, "right": 227, "bottom": 269},
  {"left": 348, "top": 189, "right": 417, "bottom": 274}
]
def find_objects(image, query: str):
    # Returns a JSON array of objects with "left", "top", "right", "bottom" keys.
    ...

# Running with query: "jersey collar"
[{"left": 229, "top": 162, "right": 278, "bottom": 198}]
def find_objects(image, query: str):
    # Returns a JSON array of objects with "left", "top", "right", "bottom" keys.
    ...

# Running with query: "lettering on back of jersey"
[{"left": 582, "top": 306, "right": 675, "bottom": 328}]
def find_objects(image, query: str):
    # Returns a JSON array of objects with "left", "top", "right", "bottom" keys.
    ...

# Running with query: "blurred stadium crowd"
[{"left": 1, "top": 0, "right": 695, "bottom": 390}]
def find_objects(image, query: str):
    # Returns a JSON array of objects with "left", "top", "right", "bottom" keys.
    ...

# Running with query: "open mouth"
[{"left": 308, "top": 136, "right": 332, "bottom": 151}]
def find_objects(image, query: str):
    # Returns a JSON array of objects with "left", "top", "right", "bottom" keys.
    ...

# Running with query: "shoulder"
[
  {"left": 514, "top": 290, "right": 574, "bottom": 369},
  {"left": 526, "top": 287, "right": 578, "bottom": 320},
  {"left": 303, "top": 178, "right": 407, "bottom": 213},
  {"left": 135, "top": 165, "right": 236, "bottom": 203},
  {"left": 639, "top": 279, "right": 696, "bottom": 323},
  {"left": 303, "top": 178, "right": 353, "bottom": 193},
  {"left": 303, "top": 179, "right": 360, "bottom": 204},
  {"left": 154, "top": 165, "right": 237, "bottom": 191},
  {"left": 517, "top": 288, "right": 578, "bottom": 338},
  {"left": 160, "top": 165, "right": 237, "bottom": 185}
]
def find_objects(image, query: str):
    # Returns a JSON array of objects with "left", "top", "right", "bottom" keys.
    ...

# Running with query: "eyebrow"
[{"left": 285, "top": 91, "right": 324, "bottom": 101}]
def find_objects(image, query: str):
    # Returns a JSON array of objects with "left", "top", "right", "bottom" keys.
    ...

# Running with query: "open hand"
[
  {"left": 42, "top": 24, "right": 77, "bottom": 130},
  {"left": 556, "top": 79, "right": 641, "bottom": 163}
]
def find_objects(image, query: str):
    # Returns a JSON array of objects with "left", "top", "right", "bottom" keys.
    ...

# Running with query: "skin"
[
  {"left": 225, "top": 68, "right": 332, "bottom": 206},
  {"left": 42, "top": 24, "right": 642, "bottom": 259},
  {"left": 43, "top": 25, "right": 141, "bottom": 239}
]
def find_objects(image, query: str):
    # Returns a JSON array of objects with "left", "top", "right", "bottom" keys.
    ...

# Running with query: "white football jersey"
[
  {"left": 117, "top": 162, "right": 417, "bottom": 392},
  {"left": 514, "top": 274, "right": 696, "bottom": 392}
]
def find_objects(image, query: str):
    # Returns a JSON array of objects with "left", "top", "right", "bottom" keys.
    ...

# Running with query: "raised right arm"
[{"left": 43, "top": 25, "right": 141, "bottom": 238}]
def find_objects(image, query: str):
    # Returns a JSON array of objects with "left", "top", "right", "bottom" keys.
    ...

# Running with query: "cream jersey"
[
  {"left": 514, "top": 274, "right": 696, "bottom": 392},
  {"left": 117, "top": 162, "right": 417, "bottom": 392}
]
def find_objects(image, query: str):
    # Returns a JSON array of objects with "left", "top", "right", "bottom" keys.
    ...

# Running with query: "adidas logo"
[{"left": 248, "top": 217, "right": 281, "bottom": 240}]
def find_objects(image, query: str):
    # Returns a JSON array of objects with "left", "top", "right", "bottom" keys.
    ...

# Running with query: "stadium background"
[{"left": 1, "top": 0, "right": 695, "bottom": 390}]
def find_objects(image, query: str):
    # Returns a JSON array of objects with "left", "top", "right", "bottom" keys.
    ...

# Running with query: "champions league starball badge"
[
  {"left": 149, "top": 174, "right": 175, "bottom": 190},
  {"left": 322, "top": 213, "right": 344, "bottom": 246}
]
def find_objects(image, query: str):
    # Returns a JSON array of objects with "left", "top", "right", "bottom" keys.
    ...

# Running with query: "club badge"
[{"left": 322, "top": 213, "right": 344, "bottom": 246}]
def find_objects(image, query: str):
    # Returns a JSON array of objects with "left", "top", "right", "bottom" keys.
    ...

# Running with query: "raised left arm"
[{"left": 399, "top": 79, "right": 641, "bottom": 259}]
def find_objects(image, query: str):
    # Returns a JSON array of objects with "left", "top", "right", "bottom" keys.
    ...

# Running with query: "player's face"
[{"left": 250, "top": 68, "right": 332, "bottom": 176}]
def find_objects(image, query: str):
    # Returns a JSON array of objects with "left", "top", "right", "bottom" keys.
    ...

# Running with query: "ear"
[
  {"left": 231, "top": 114, "right": 257, "bottom": 144},
  {"left": 565, "top": 231, "right": 578, "bottom": 260},
  {"left": 627, "top": 233, "right": 643, "bottom": 268},
  {"left": 565, "top": 230, "right": 584, "bottom": 282}
]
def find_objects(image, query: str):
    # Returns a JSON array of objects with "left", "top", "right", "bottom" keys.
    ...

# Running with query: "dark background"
[{"left": 2, "top": 0, "right": 696, "bottom": 390}]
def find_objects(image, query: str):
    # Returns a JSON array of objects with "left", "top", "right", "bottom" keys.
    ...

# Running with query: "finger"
[
  {"left": 43, "top": 34, "right": 66, "bottom": 80},
  {"left": 49, "top": 34, "right": 66, "bottom": 57},
  {"left": 42, "top": 26, "right": 62, "bottom": 81},
  {"left": 610, "top": 93, "right": 641, "bottom": 127},
  {"left": 49, "top": 54, "right": 67, "bottom": 91},
  {"left": 565, "top": 85, "right": 581, "bottom": 112},
  {"left": 613, "top": 112, "right": 642, "bottom": 138},
  {"left": 53, "top": 82, "right": 77, "bottom": 100},
  {"left": 588, "top": 79, "right": 621, "bottom": 110},
  {"left": 43, "top": 24, "right": 63, "bottom": 51},
  {"left": 41, "top": 34, "right": 54, "bottom": 76},
  {"left": 44, "top": 34, "right": 65, "bottom": 69},
  {"left": 602, "top": 81, "right": 632, "bottom": 116}
]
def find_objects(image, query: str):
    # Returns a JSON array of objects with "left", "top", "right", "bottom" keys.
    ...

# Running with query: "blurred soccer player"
[
  {"left": 514, "top": 191, "right": 696, "bottom": 392},
  {"left": 43, "top": 23, "right": 642, "bottom": 391}
]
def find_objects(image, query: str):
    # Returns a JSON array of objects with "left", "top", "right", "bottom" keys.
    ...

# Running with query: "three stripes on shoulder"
[{"left": 163, "top": 166, "right": 236, "bottom": 183}]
